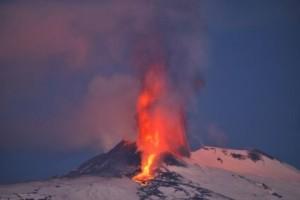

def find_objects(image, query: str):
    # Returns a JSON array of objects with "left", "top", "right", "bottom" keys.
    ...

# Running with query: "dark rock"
[
  {"left": 66, "top": 140, "right": 187, "bottom": 178},
  {"left": 230, "top": 153, "right": 246, "bottom": 160},
  {"left": 248, "top": 149, "right": 274, "bottom": 160},
  {"left": 160, "top": 153, "right": 187, "bottom": 167},
  {"left": 66, "top": 140, "right": 141, "bottom": 178},
  {"left": 272, "top": 192, "right": 282, "bottom": 198},
  {"left": 137, "top": 170, "right": 234, "bottom": 200},
  {"left": 217, "top": 157, "right": 223, "bottom": 163},
  {"left": 247, "top": 151, "right": 262, "bottom": 162}
]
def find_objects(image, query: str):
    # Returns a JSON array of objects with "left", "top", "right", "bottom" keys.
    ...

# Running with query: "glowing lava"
[{"left": 133, "top": 64, "right": 189, "bottom": 184}]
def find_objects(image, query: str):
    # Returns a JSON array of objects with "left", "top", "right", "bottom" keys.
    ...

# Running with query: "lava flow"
[{"left": 133, "top": 64, "right": 190, "bottom": 185}]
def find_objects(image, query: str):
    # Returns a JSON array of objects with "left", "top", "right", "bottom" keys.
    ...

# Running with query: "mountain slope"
[
  {"left": 67, "top": 140, "right": 140, "bottom": 178},
  {"left": 191, "top": 146, "right": 300, "bottom": 181},
  {"left": 0, "top": 142, "right": 300, "bottom": 200}
]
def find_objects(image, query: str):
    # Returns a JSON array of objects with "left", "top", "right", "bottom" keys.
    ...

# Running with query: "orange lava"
[
  {"left": 133, "top": 64, "right": 189, "bottom": 184},
  {"left": 132, "top": 153, "right": 156, "bottom": 185}
]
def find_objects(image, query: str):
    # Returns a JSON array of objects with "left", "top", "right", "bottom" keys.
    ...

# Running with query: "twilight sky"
[{"left": 0, "top": 0, "right": 299, "bottom": 184}]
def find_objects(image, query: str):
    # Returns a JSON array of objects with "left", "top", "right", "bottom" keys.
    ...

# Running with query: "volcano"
[
  {"left": 67, "top": 140, "right": 141, "bottom": 178},
  {"left": 1, "top": 140, "right": 300, "bottom": 200},
  {"left": 66, "top": 140, "right": 186, "bottom": 181}
]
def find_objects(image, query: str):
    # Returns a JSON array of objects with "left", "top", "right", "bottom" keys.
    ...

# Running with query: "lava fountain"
[{"left": 133, "top": 63, "right": 190, "bottom": 184}]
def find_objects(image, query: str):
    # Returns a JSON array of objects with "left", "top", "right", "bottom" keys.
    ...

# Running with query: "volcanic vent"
[
  {"left": 67, "top": 140, "right": 186, "bottom": 179},
  {"left": 68, "top": 58, "right": 191, "bottom": 184},
  {"left": 132, "top": 63, "right": 190, "bottom": 184}
]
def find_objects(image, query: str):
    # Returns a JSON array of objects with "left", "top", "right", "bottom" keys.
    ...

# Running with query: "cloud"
[
  {"left": 0, "top": 0, "right": 207, "bottom": 151},
  {"left": 0, "top": 0, "right": 157, "bottom": 99},
  {"left": 0, "top": 4, "right": 87, "bottom": 68},
  {"left": 68, "top": 74, "right": 139, "bottom": 150},
  {"left": 0, "top": 74, "right": 139, "bottom": 151}
]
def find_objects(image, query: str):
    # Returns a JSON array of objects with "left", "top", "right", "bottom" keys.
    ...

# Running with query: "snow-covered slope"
[
  {"left": 191, "top": 146, "right": 300, "bottom": 181},
  {"left": 1, "top": 143, "right": 300, "bottom": 200},
  {"left": 0, "top": 176, "right": 139, "bottom": 200}
]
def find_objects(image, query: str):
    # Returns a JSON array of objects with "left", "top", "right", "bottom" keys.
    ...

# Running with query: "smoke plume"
[{"left": 0, "top": 0, "right": 206, "bottom": 152}]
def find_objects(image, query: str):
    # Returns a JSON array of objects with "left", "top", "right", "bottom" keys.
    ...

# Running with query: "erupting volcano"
[{"left": 133, "top": 63, "right": 190, "bottom": 184}]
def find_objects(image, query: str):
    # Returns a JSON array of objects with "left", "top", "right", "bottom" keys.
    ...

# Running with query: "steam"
[{"left": 0, "top": 0, "right": 206, "bottom": 151}]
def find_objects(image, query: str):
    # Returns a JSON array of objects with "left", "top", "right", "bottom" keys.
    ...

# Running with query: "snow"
[
  {"left": 169, "top": 163, "right": 300, "bottom": 200},
  {"left": 0, "top": 176, "right": 139, "bottom": 200},
  {"left": 1, "top": 146, "right": 300, "bottom": 200},
  {"left": 190, "top": 146, "right": 300, "bottom": 181}
]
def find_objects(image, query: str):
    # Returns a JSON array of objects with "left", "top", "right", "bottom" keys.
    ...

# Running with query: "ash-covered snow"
[{"left": 1, "top": 142, "right": 300, "bottom": 200}]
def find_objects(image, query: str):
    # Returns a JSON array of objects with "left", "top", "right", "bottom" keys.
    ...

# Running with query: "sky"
[{"left": 0, "top": 0, "right": 299, "bottom": 184}]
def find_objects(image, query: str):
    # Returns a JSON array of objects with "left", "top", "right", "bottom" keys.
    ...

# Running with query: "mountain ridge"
[{"left": 1, "top": 140, "right": 300, "bottom": 199}]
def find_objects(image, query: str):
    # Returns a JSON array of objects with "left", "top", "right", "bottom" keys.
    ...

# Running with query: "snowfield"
[
  {"left": 191, "top": 146, "right": 300, "bottom": 181},
  {"left": 0, "top": 176, "right": 138, "bottom": 200},
  {"left": 1, "top": 145, "right": 300, "bottom": 200}
]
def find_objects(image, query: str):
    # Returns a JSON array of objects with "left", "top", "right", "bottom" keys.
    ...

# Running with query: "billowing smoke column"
[
  {"left": 0, "top": 0, "right": 205, "bottom": 162},
  {"left": 132, "top": 34, "right": 191, "bottom": 183}
]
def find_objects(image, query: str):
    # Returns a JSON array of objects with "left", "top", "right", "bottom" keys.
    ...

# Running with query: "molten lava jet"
[{"left": 133, "top": 64, "right": 190, "bottom": 185}]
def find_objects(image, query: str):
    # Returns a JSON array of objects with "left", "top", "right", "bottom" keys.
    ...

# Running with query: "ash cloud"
[{"left": 0, "top": 0, "right": 207, "bottom": 151}]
